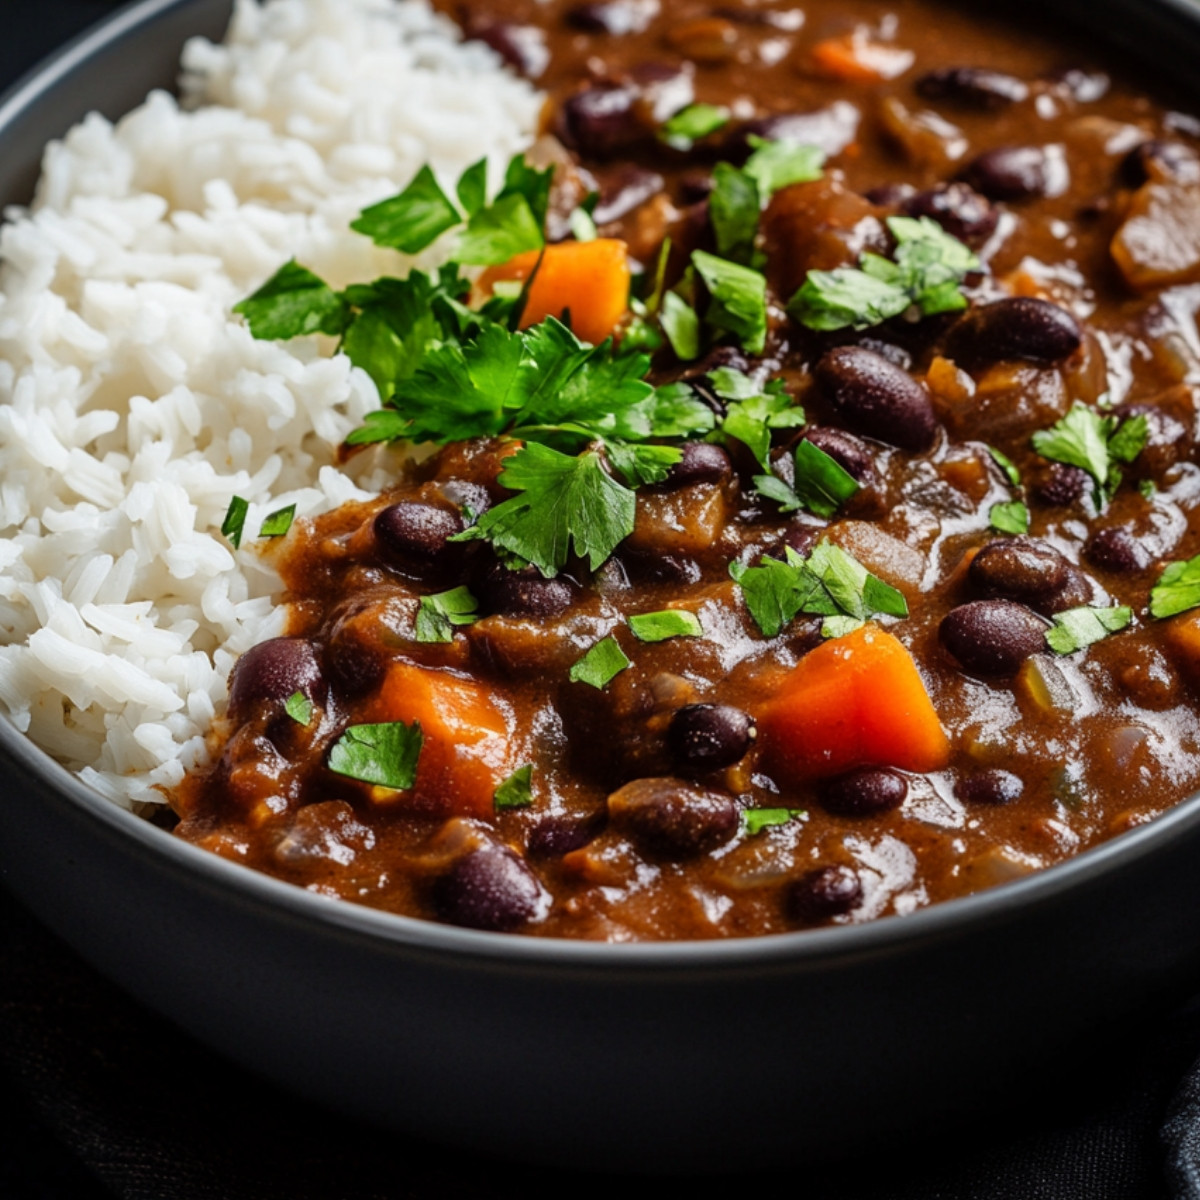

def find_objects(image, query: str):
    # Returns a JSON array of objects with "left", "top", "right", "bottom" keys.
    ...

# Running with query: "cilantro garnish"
[
  {"left": 628, "top": 610, "right": 704, "bottom": 642},
  {"left": 284, "top": 690, "right": 314, "bottom": 726},
  {"left": 1030, "top": 403, "right": 1148, "bottom": 506},
  {"left": 221, "top": 496, "right": 249, "bottom": 549},
  {"left": 494, "top": 764, "right": 535, "bottom": 810},
  {"left": 569, "top": 636, "right": 632, "bottom": 689},
  {"left": 1045, "top": 605, "right": 1133, "bottom": 654},
  {"left": 742, "top": 807, "right": 806, "bottom": 836},
  {"left": 660, "top": 290, "right": 700, "bottom": 360},
  {"left": 730, "top": 542, "right": 908, "bottom": 639},
  {"left": 742, "top": 137, "right": 824, "bottom": 198},
  {"left": 757, "top": 439, "right": 860, "bottom": 517},
  {"left": 328, "top": 721, "right": 423, "bottom": 790},
  {"left": 988, "top": 446, "right": 1022, "bottom": 488},
  {"left": 233, "top": 260, "right": 349, "bottom": 341},
  {"left": 989, "top": 500, "right": 1029, "bottom": 535},
  {"left": 260, "top": 504, "right": 296, "bottom": 539},
  {"left": 351, "top": 165, "right": 462, "bottom": 254},
  {"left": 415, "top": 587, "right": 480, "bottom": 643},
  {"left": 692, "top": 250, "right": 768, "bottom": 354},
  {"left": 1151, "top": 555, "right": 1200, "bottom": 619},
  {"left": 660, "top": 103, "right": 730, "bottom": 150},
  {"left": 789, "top": 216, "right": 980, "bottom": 332},
  {"left": 1139, "top": 479, "right": 1157, "bottom": 500},
  {"left": 710, "top": 162, "right": 762, "bottom": 265},
  {"left": 708, "top": 367, "right": 805, "bottom": 469}
]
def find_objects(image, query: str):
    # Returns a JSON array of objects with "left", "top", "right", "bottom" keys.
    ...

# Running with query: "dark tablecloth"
[{"left": 6, "top": 2, "right": 1200, "bottom": 1196}]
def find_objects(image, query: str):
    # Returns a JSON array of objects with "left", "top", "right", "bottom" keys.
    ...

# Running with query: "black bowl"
[{"left": 4, "top": 0, "right": 1200, "bottom": 1174}]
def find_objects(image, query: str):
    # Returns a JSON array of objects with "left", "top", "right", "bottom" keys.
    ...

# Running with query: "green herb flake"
[
  {"left": 234, "top": 260, "right": 349, "bottom": 342},
  {"left": 989, "top": 500, "right": 1030, "bottom": 535},
  {"left": 712, "top": 368, "right": 804, "bottom": 469},
  {"left": 1139, "top": 479, "right": 1157, "bottom": 500},
  {"left": 1031, "top": 404, "right": 1148, "bottom": 506},
  {"left": 221, "top": 495, "right": 249, "bottom": 549},
  {"left": 790, "top": 439, "right": 860, "bottom": 518},
  {"left": 710, "top": 161, "right": 761, "bottom": 264},
  {"left": 414, "top": 586, "right": 480, "bottom": 644},
  {"left": 1151, "top": 555, "right": 1200, "bottom": 619},
  {"left": 455, "top": 157, "right": 489, "bottom": 217},
  {"left": 742, "top": 807, "right": 806, "bottom": 836},
  {"left": 568, "top": 636, "right": 632, "bottom": 689},
  {"left": 259, "top": 504, "right": 296, "bottom": 539},
  {"left": 285, "top": 690, "right": 314, "bottom": 726},
  {"left": 691, "top": 249, "right": 768, "bottom": 355},
  {"left": 569, "top": 206, "right": 598, "bottom": 242},
  {"left": 660, "top": 290, "right": 701, "bottom": 360},
  {"left": 660, "top": 103, "right": 730, "bottom": 149},
  {"left": 1045, "top": 605, "right": 1133, "bottom": 655},
  {"left": 494, "top": 764, "right": 535, "bottom": 810},
  {"left": 988, "top": 445, "right": 1022, "bottom": 488},
  {"left": 628, "top": 609, "right": 704, "bottom": 643},
  {"left": 351, "top": 165, "right": 462, "bottom": 254},
  {"left": 743, "top": 138, "right": 825, "bottom": 200},
  {"left": 328, "top": 720, "right": 423, "bottom": 790}
]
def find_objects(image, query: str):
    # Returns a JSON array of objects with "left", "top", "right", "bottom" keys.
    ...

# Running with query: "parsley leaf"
[
  {"left": 788, "top": 268, "right": 911, "bottom": 332},
  {"left": 221, "top": 496, "right": 249, "bottom": 549},
  {"left": 730, "top": 542, "right": 908, "bottom": 638},
  {"left": 742, "top": 138, "right": 825, "bottom": 198},
  {"left": 494, "top": 764, "right": 535, "bottom": 810},
  {"left": 660, "top": 290, "right": 701, "bottom": 360},
  {"left": 259, "top": 504, "right": 296, "bottom": 538},
  {"left": 415, "top": 587, "right": 480, "bottom": 643},
  {"left": 710, "top": 162, "right": 761, "bottom": 264},
  {"left": 456, "top": 157, "right": 489, "bottom": 217},
  {"left": 1151, "top": 555, "right": 1200, "bottom": 619},
  {"left": 569, "top": 636, "right": 632, "bottom": 688},
  {"left": 1030, "top": 404, "right": 1148, "bottom": 506},
  {"left": 989, "top": 500, "right": 1029, "bottom": 535},
  {"left": 988, "top": 445, "right": 1022, "bottom": 487},
  {"left": 711, "top": 368, "right": 805, "bottom": 469},
  {"left": 692, "top": 250, "right": 768, "bottom": 354},
  {"left": 457, "top": 191, "right": 545, "bottom": 266},
  {"left": 742, "top": 807, "right": 805, "bottom": 836},
  {"left": 285, "top": 690, "right": 314, "bottom": 726},
  {"left": 456, "top": 443, "right": 635, "bottom": 576},
  {"left": 628, "top": 609, "right": 704, "bottom": 642},
  {"left": 660, "top": 103, "right": 730, "bottom": 149},
  {"left": 789, "top": 439, "right": 860, "bottom": 518},
  {"left": 351, "top": 165, "right": 461, "bottom": 254},
  {"left": 233, "top": 260, "right": 349, "bottom": 341},
  {"left": 328, "top": 721, "right": 423, "bottom": 790},
  {"left": 1045, "top": 605, "right": 1133, "bottom": 654}
]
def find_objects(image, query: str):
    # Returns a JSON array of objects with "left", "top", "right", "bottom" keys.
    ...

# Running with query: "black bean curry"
[{"left": 173, "top": 0, "right": 1200, "bottom": 940}]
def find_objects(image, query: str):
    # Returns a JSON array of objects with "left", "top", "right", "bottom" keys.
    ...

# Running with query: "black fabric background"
[{"left": 5, "top": 2, "right": 1200, "bottom": 1196}]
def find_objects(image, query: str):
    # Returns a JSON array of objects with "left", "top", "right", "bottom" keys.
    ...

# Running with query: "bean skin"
[
  {"left": 916, "top": 67, "right": 1029, "bottom": 110},
  {"left": 946, "top": 297, "right": 1082, "bottom": 368},
  {"left": 968, "top": 538, "right": 1071, "bottom": 612},
  {"left": 820, "top": 768, "right": 908, "bottom": 817},
  {"left": 940, "top": 600, "right": 1049, "bottom": 676},
  {"left": 374, "top": 502, "right": 463, "bottom": 571},
  {"left": 956, "top": 770, "right": 1023, "bottom": 806},
  {"left": 480, "top": 564, "right": 574, "bottom": 619},
  {"left": 667, "top": 704, "right": 757, "bottom": 771},
  {"left": 557, "top": 83, "right": 644, "bottom": 157},
  {"left": 787, "top": 865, "right": 863, "bottom": 924},
  {"left": 228, "top": 638, "right": 324, "bottom": 719},
  {"left": 799, "top": 426, "right": 876, "bottom": 484},
  {"left": 815, "top": 347, "right": 939, "bottom": 452},
  {"left": 607, "top": 777, "right": 739, "bottom": 859},
  {"left": 901, "top": 182, "right": 998, "bottom": 247},
  {"left": 662, "top": 441, "right": 732, "bottom": 488},
  {"left": 1087, "top": 527, "right": 1150, "bottom": 574},
  {"left": 959, "top": 145, "right": 1053, "bottom": 201},
  {"left": 431, "top": 843, "right": 549, "bottom": 932},
  {"left": 527, "top": 813, "right": 606, "bottom": 859}
]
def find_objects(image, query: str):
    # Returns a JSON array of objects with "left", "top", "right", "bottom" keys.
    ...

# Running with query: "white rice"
[{"left": 0, "top": 0, "right": 540, "bottom": 807}]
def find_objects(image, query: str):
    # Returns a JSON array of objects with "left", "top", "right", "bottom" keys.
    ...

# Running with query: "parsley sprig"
[
  {"left": 1030, "top": 403, "right": 1148, "bottom": 507},
  {"left": 1151, "top": 555, "right": 1200, "bottom": 619}
]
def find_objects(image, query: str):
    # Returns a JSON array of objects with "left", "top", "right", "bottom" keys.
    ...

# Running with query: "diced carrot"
[
  {"left": 362, "top": 661, "right": 513, "bottom": 818},
  {"left": 811, "top": 31, "right": 915, "bottom": 82},
  {"left": 1165, "top": 611, "right": 1200, "bottom": 681},
  {"left": 478, "top": 238, "right": 631, "bottom": 346},
  {"left": 757, "top": 624, "right": 950, "bottom": 783}
]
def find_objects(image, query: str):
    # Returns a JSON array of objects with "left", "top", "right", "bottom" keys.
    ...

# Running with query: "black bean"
[
  {"left": 915, "top": 67, "right": 1029, "bottom": 110},
  {"left": 1035, "top": 462, "right": 1090, "bottom": 507},
  {"left": 775, "top": 523, "right": 822, "bottom": 561},
  {"left": 799, "top": 426, "right": 876, "bottom": 484},
  {"left": 820, "top": 768, "right": 908, "bottom": 817},
  {"left": 1111, "top": 401, "right": 1189, "bottom": 476},
  {"left": 592, "top": 165, "right": 665, "bottom": 225},
  {"left": 787, "top": 865, "right": 863, "bottom": 924},
  {"left": 374, "top": 502, "right": 463, "bottom": 569},
  {"left": 940, "top": 600, "right": 1049, "bottom": 676},
  {"left": 228, "top": 637, "right": 323, "bottom": 719},
  {"left": 527, "top": 813, "right": 605, "bottom": 859},
  {"left": 607, "top": 777, "right": 739, "bottom": 859},
  {"left": 1087, "top": 526, "right": 1150, "bottom": 574},
  {"left": 946, "top": 297, "right": 1082, "bottom": 368},
  {"left": 437, "top": 479, "right": 491, "bottom": 516},
  {"left": 1121, "top": 139, "right": 1200, "bottom": 187},
  {"left": 959, "top": 145, "right": 1053, "bottom": 201},
  {"left": 480, "top": 564, "right": 574, "bottom": 619},
  {"left": 678, "top": 169, "right": 716, "bottom": 204},
  {"left": 956, "top": 769, "right": 1023, "bottom": 806},
  {"left": 431, "top": 844, "right": 548, "bottom": 932},
  {"left": 663, "top": 441, "right": 732, "bottom": 488},
  {"left": 617, "top": 550, "right": 703, "bottom": 585},
  {"left": 814, "top": 347, "right": 939, "bottom": 452},
  {"left": 556, "top": 83, "right": 644, "bottom": 157},
  {"left": 901, "top": 182, "right": 998, "bottom": 247},
  {"left": 725, "top": 101, "right": 861, "bottom": 163},
  {"left": 865, "top": 182, "right": 917, "bottom": 207},
  {"left": 667, "top": 705, "right": 756, "bottom": 771},
  {"left": 968, "top": 538, "right": 1070, "bottom": 610}
]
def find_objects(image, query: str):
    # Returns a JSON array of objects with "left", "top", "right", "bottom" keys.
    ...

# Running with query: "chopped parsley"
[
  {"left": 221, "top": 496, "right": 249, "bottom": 549},
  {"left": 988, "top": 446, "right": 1022, "bottom": 488},
  {"left": 628, "top": 609, "right": 704, "bottom": 642},
  {"left": 742, "top": 137, "right": 824, "bottom": 198},
  {"left": 1150, "top": 555, "right": 1200, "bottom": 619},
  {"left": 494, "top": 764, "right": 535, "bottom": 810},
  {"left": 233, "top": 260, "right": 349, "bottom": 341},
  {"left": 660, "top": 103, "right": 730, "bottom": 149},
  {"left": 989, "top": 500, "right": 1029, "bottom": 535},
  {"left": 756, "top": 439, "right": 859, "bottom": 517},
  {"left": 1031, "top": 403, "right": 1148, "bottom": 506},
  {"left": 259, "top": 504, "right": 296, "bottom": 538},
  {"left": 730, "top": 541, "right": 908, "bottom": 639},
  {"left": 284, "top": 690, "right": 314, "bottom": 726},
  {"left": 691, "top": 250, "right": 768, "bottom": 355},
  {"left": 1045, "top": 605, "right": 1133, "bottom": 654},
  {"left": 742, "top": 807, "right": 806, "bottom": 836},
  {"left": 414, "top": 587, "right": 480, "bottom": 643},
  {"left": 788, "top": 216, "right": 980, "bottom": 332},
  {"left": 709, "top": 367, "right": 806, "bottom": 469},
  {"left": 568, "top": 636, "right": 632, "bottom": 689},
  {"left": 328, "top": 720, "right": 423, "bottom": 790},
  {"left": 351, "top": 165, "right": 463, "bottom": 255},
  {"left": 660, "top": 290, "right": 701, "bottom": 360}
]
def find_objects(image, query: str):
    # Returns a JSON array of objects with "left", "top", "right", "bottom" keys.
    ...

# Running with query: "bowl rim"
[{"left": 5, "top": 0, "right": 1200, "bottom": 973}]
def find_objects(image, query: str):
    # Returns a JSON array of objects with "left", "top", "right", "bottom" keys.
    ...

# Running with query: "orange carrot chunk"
[
  {"left": 757, "top": 624, "right": 949, "bottom": 783},
  {"left": 362, "top": 661, "right": 513, "bottom": 818},
  {"left": 478, "top": 238, "right": 631, "bottom": 346},
  {"left": 811, "top": 31, "right": 915, "bottom": 82}
]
